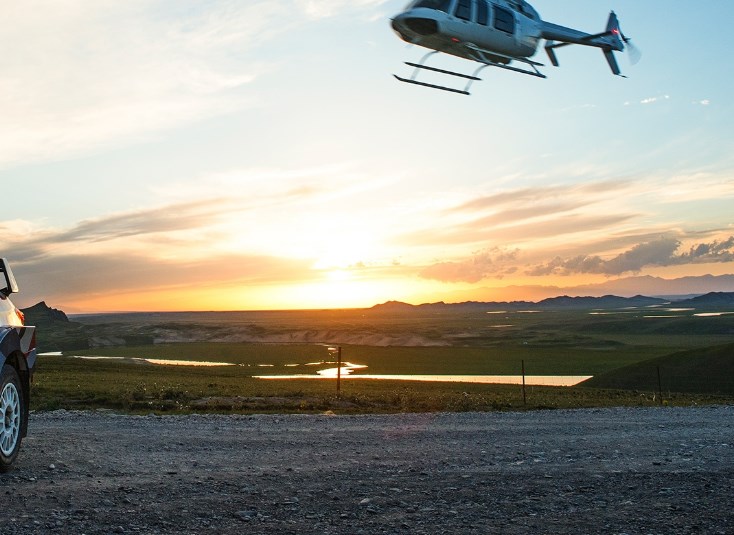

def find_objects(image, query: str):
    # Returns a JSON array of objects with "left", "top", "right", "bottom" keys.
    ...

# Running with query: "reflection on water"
[
  {"left": 316, "top": 363, "right": 368, "bottom": 377},
  {"left": 58, "top": 355, "right": 235, "bottom": 367},
  {"left": 47, "top": 353, "right": 595, "bottom": 384},
  {"left": 69, "top": 355, "right": 126, "bottom": 361},
  {"left": 143, "top": 358, "right": 235, "bottom": 367},
  {"left": 255, "top": 374, "right": 591, "bottom": 387},
  {"left": 590, "top": 308, "right": 732, "bottom": 319}
]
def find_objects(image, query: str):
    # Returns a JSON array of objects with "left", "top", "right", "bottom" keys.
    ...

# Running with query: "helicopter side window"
[
  {"left": 493, "top": 4, "right": 515, "bottom": 34},
  {"left": 476, "top": 0, "right": 489, "bottom": 25},
  {"left": 454, "top": 0, "right": 472, "bottom": 21}
]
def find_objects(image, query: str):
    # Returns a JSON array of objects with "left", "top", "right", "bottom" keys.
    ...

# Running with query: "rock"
[{"left": 235, "top": 510, "right": 257, "bottom": 522}]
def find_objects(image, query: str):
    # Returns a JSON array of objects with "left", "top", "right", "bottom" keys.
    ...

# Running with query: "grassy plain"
[{"left": 29, "top": 305, "right": 734, "bottom": 413}]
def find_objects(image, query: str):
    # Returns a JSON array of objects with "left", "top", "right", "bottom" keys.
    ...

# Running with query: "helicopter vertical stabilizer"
[
  {"left": 603, "top": 11, "right": 625, "bottom": 75},
  {"left": 605, "top": 11, "right": 625, "bottom": 50},
  {"left": 606, "top": 11, "right": 619, "bottom": 32}
]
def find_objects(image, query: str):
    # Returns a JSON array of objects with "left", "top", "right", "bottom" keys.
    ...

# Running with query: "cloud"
[
  {"left": 448, "top": 180, "right": 631, "bottom": 214},
  {"left": 295, "top": 0, "right": 387, "bottom": 18},
  {"left": 3, "top": 199, "right": 234, "bottom": 267},
  {"left": 3, "top": 162, "right": 405, "bottom": 307},
  {"left": 418, "top": 233, "right": 734, "bottom": 284},
  {"left": 527, "top": 236, "right": 734, "bottom": 277},
  {"left": 14, "top": 251, "right": 315, "bottom": 309},
  {"left": 0, "top": 1, "right": 273, "bottom": 166},
  {"left": 55, "top": 200, "right": 228, "bottom": 244},
  {"left": 420, "top": 248, "right": 519, "bottom": 283},
  {"left": 2, "top": 194, "right": 325, "bottom": 307},
  {"left": 679, "top": 236, "right": 734, "bottom": 263},
  {"left": 398, "top": 179, "right": 639, "bottom": 248},
  {"left": 0, "top": 0, "right": 389, "bottom": 167},
  {"left": 640, "top": 95, "right": 670, "bottom": 105},
  {"left": 402, "top": 212, "right": 636, "bottom": 248}
]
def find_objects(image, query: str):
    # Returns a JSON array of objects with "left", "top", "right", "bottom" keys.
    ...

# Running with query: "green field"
[{"left": 27, "top": 304, "right": 734, "bottom": 413}]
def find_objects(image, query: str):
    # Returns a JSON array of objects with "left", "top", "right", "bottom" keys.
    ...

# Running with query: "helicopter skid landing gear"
[
  {"left": 394, "top": 51, "right": 486, "bottom": 95},
  {"left": 394, "top": 47, "right": 546, "bottom": 95},
  {"left": 465, "top": 44, "right": 547, "bottom": 80}
]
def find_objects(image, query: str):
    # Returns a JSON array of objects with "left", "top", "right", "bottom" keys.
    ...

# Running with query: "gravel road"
[{"left": 2, "top": 407, "right": 733, "bottom": 534}]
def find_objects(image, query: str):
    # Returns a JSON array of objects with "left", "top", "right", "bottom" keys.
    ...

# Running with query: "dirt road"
[{"left": 2, "top": 407, "right": 733, "bottom": 534}]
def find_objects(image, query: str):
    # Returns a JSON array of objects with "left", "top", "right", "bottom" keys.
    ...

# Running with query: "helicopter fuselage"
[{"left": 392, "top": 0, "right": 542, "bottom": 64}]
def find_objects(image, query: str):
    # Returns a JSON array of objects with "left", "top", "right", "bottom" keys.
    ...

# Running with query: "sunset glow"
[{"left": 2, "top": 1, "right": 733, "bottom": 312}]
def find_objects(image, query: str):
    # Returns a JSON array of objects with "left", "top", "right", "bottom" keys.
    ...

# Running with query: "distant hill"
[
  {"left": 537, "top": 294, "right": 666, "bottom": 309},
  {"left": 581, "top": 343, "right": 734, "bottom": 395},
  {"left": 673, "top": 292, "right": 734, "bottom": 308},
  {"left": 20, "top": 302, "right": 92, "bottom": 352},
  {"left": 21, "top": 301, "right": 70, "bottom": 324},
  {"left": 446, "top": 274, "right": 734, "bottom": 303},
  {"left": 371, "top": 294, "right": 667, "bottom": 312},
  {"left": 372, "top": 299, "right": 534, "bottom": 312}
]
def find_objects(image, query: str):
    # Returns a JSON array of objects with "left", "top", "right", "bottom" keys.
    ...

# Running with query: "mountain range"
[
  {"left": 444, "top": 274, "right": 734, "bottom": 303},
  {"left": 372, "top": 292, "right": 734, "bottom": 312}
]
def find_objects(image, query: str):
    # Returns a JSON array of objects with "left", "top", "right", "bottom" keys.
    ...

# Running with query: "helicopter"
[{"left": 391, "top": 0, "right": 639, "bottom": 95}]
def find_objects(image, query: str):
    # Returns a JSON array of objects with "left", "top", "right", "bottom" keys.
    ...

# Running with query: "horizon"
[
  {"left": 3, "top": 1, "right": 733, "bottom": 313},
  {"left": 27, "top": 285, "right": 734, "bottom": 316}
]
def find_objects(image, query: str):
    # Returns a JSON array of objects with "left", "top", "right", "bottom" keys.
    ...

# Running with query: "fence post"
[
  {"left": 656, "top": 366, "right": 663, "bottom": 406},
  {"left": 337, "top": 346, "right": 342, "bottom": 396},
  {"left": 522, "top": 359, "right": 527, "bottom": 406}
]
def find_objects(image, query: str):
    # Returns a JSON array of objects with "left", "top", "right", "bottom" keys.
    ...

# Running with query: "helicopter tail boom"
[{"left": 542, "top": 11, "right": 626, "bottom": 75}]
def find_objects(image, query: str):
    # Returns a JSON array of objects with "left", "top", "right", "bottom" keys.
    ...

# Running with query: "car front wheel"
[{"left": 0, "top": 364, "right": 24, "bottom": 472}]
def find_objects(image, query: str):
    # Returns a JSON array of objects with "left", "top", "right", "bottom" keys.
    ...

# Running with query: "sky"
[{"left": 2, "top": 0, "right": 733, "bottom": 312}]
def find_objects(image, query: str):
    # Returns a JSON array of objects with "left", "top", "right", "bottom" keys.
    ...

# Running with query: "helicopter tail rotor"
[
  {"left": 607, "top": 12, "right": 642, "bottom": 66},
  {"left": 621, "top": 32, "right": 642, "bottom": 65}
]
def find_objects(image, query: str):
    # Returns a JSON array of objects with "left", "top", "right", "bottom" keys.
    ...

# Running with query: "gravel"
[{"left": 2, "top": 406, "right": 733, "bottom": 534}]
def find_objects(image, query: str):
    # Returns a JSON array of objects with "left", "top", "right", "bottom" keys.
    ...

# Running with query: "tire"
[{"left": 0, "top": 364, "right": 24, "bottom": 472}]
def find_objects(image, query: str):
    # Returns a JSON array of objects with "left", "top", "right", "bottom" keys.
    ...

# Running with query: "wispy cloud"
[
  {"left": 641, "top": 95, "right": 670, "bottom": 105},
  {"left": 420, "top": 248, "right": 519, "bottom": 284},
  {"left": 0, "top": 0, "right": 388, "bottom": 167},
  {"left": 295, "top": 0, "right": 388, "bottom": 19},
  {"left": 0, "top": 2, "right": 271, "bottom": 166},
  {"left": 4, "top": 160, "right": 407, "bottom": 307},
  {"left": 625, "top": 94, "right": 671, "bottom": 106},
  {"left": 399, "top": 179, "right": 638, "bottom": 248}
]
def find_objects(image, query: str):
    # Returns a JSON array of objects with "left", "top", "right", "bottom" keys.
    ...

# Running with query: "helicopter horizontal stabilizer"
[
  {"left": 545, "top": 41, "right": 560, "bottom": 66},
  {"left": 604, "top": 49, "right": 623, "bottom": 76}
]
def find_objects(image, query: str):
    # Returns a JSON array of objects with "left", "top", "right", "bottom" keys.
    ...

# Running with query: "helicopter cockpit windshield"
[{"left": 405, "top": 0, "right": 452, "bottom": 13}]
